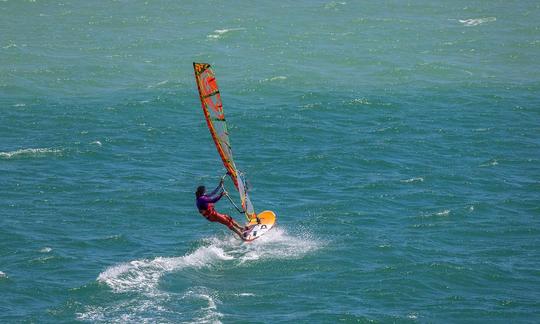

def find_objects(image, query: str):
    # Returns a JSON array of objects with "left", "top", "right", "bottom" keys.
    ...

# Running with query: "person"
[{"left": 195, "top": 178, "right": 245, "bottom": 237}]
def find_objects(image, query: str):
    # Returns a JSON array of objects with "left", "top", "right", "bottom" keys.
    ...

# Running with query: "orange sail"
[{"left": 193, "top": 62, "right": 256, "bottom": 219}]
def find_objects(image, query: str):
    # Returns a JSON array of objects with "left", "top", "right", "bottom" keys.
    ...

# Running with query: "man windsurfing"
[{"left": 195, "top": 178, "right": 245, "bottom": 237}]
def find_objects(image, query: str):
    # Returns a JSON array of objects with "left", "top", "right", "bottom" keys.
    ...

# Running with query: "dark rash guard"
[{"left": 196, "top": 184, "right": 223, "bottom": 211}]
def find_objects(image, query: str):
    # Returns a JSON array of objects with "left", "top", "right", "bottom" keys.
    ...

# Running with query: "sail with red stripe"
[{"left": 193, "top": 62, "right": 256, "bottom": 219}]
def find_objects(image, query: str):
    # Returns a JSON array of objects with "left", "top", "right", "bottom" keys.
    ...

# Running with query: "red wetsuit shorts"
[{"left": 199, "top": 204, "right": 235, "bottom": 230}]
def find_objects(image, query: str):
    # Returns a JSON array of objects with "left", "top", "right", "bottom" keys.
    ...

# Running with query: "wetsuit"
[{"left": 196, "top": 184, "right": 235, "bottom": 230}]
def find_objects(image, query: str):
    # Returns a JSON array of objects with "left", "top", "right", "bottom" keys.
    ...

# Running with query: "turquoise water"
[{"left": 2, "top": 0, "right": 540, "bottom": 322}]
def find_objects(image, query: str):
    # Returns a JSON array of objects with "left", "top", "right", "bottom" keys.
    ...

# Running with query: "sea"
[{"left": 1, "top": 0, "right": 539, "bottom": 322}]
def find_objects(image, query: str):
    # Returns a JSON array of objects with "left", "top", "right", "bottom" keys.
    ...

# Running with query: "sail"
[{"left": 193, "top": 62, "right": 256, "bottom": 219}]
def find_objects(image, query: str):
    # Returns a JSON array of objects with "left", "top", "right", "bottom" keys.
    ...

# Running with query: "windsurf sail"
[{"left": 193, "top": 62, "right": 256, "bottom": 220}]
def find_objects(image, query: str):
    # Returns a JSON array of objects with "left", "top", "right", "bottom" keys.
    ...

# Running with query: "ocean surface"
[{"left": 1, "top": 0, "right": 540, "bottom": 322}]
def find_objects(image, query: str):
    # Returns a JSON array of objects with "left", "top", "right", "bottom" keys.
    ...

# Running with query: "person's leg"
[
  {"left": 227, "top": 217, "right": 247, "bottom": 239},
  {"left": 232, "top": 219, "right": 244, "bottom": 231},
  {"left": 212, "top": 210, "right": 245, "bottom": 236},
  {"left": 231, "top": 226, "right": 243, "bottom": 237},
  {"left": 226, "top": 217, "right": 244, "bottom": 235},
  {"left": 221, "top": 215, "right": 243, "bottom": 238}
]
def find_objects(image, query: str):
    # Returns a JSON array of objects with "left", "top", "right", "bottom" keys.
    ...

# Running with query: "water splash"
[{"left": 236, "top": 227, "right": 322, "bottom": 263}]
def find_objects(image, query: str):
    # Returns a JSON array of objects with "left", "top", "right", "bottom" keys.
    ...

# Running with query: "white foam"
[
  {"left": 76, "top": 307, "right": 104, "bottom": 321},
  {"left": 240, "top": 227, "right": 322, "bottom": 263},
  {"left": 407, "top": 312, "right": 418, "bottom": 319},
  {"left": 40, "top": 247, "right": 52, "bottom": 253},
  {"left": 97, "top": 245, "right": 233, "bottom": 293},
  {"left": 92, "top": 227, "right": 321, "bottom": 321},
  {"left": 98, "top": 226, "right": 321, "bottom": 292},
  {"left": 324, "top": 1, "right": 347, "bottom": 10},
  {"left": 459, "top": 17, "right": 496, "bottom": 27},
  {"left": 235, "top": 292, "right": 255, "bottom": 297},
  {"left": 183, "top": 288, "right": 223, "bottom": 323},
  {"left": 480, "top": 159, "right": 498, "bottom": 167},
  {"left": 0, "top": 147, "right": 62, "bottom": 159},
  {"left": 349, "top": 98, "right": 371, "bottom": 105},
  {"left": 260, "top": 76, "right": 287, "bottom": 82},
  {"left": 147, "top": 80, "right": 169, "bottom": 88},
  {"left": 199, "top": 227, "right": 323, "bottom": 264},
  {"left": 76, "top": 297, "right": 170, "bottom": 322},
  {"left": 214, "top": 28, "right": 244, "bottom": 35},
  {"left": 90, "top": 140, "right": 102, "bottom": 146},
  {"left": 269, "top": 76, "right": 286, "bottom": 81},
  {"left": 436, "top": 210, "right": 450, "bottom": 216},
  {"left": 400, "top": 177, "right": 424, "bottom": 183},
  {"left": 207, "top": 27, "right": 245, "bottom": 39},
  {"left": 0, "top": 271, "right": 6, "bottom": 278}
]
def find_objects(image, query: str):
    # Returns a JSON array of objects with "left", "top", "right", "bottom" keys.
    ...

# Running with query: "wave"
[
  {"left": 0, "top": 271, "right": 6, "bottom": 279},
  {"left": 0, "top": 147, "right": 62, "bottom": 159},
  {"left": 459, "top": 17, "right": 496, "bottom": 27}
]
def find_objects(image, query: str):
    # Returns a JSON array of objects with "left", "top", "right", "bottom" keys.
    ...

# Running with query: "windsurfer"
[{"left": 195, "top": 179, "right": 245, "bottom": 237}]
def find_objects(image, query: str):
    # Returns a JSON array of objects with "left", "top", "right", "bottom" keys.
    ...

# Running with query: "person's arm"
[
  {"left": 208, "top": 191, "right": 224, "bottom": 203},
  {"left": 208, "top": 179, "right": 224, "bottom": 196}
]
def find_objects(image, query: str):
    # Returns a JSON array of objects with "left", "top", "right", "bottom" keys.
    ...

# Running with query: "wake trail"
[
  {"left": 81, "top": 227, "right": 323, "bottom": 322},
  {"left": 97, "top": 227, "right": 322, "bottom": 294}
]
